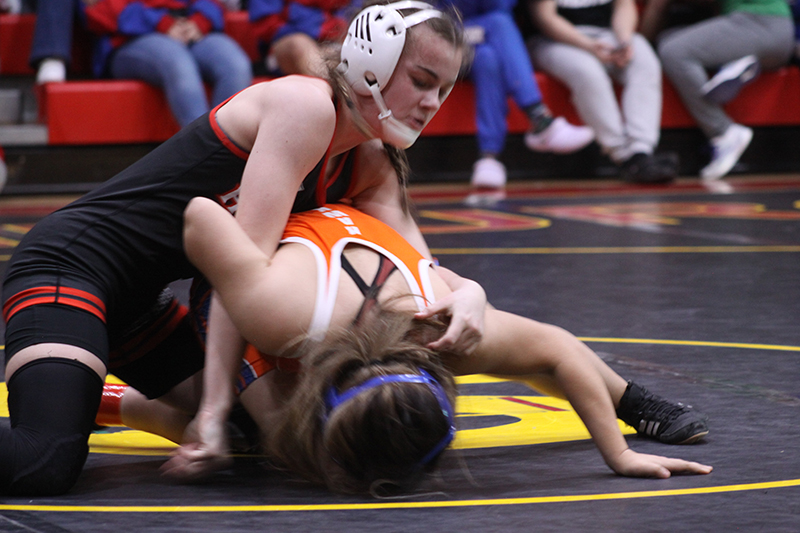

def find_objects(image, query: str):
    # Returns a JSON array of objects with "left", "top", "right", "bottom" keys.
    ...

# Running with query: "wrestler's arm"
[
  {"left": 350, "top": 141, "right": 487, "bottom": 355},
  {"left": 164, "top": 79, "right": 336, "bottom": 480},
  {"left": 444, "top": 309, "right": 713, "bottom": 478}
]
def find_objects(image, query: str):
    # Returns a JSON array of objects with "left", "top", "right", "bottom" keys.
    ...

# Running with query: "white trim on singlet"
[{"left": 280, "top": 236, "right": 436, "bottom": 342}]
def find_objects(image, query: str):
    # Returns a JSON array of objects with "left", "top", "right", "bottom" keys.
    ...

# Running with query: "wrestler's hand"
[
  {"left": 160, "top": 409, "right": 232, "bottom": 481},
  {"left": 609, "top": 448, "right": 713, "bottom": 478},
  {"left": 415, "top": 273, "right": 486, "bottom": 356}
]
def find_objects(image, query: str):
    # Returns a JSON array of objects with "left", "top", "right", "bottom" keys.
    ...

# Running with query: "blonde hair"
[{"left": 266, "top": 307, "right": 457, "bottom": 495}]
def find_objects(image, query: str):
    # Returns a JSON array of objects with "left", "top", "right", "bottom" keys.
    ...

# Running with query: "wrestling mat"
[{"left": 1, "top": 176, "right": 798, "bottom": 532}]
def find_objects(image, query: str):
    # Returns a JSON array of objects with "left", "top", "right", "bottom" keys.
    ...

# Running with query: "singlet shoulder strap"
[{"left": 341, "top": 254, "right": 398, "bottom": 324}]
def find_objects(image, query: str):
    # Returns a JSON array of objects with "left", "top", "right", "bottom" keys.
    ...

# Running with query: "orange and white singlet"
[
  {"left": 237, "top": 204, "right": 436, "bottom": 391},
  {"left": 282, "top": 204, "right": 436, "bottom": 340}
]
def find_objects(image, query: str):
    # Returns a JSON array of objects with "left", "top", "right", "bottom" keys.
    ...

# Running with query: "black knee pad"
[{"left": 1, "top": 358, "right": 103, "bottom": 496}]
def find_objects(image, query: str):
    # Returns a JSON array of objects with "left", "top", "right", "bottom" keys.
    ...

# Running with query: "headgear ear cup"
[{"left": 339, "top": 1, "right": 443, "bottom": 148}]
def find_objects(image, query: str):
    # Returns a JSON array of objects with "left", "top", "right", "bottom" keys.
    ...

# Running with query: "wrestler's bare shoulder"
[
  {"left": 217, "top": 76, "right": 336, "bottom": 149},
  {"left": 237, "top": 76, "right": 333, "bottom": 113}
]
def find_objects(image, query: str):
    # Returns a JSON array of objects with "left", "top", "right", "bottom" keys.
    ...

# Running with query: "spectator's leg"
[
  {"left": 614, "top": 33, "right": 663, "bottom": 156},
  {"left": 110, "top": 34, "right": 208, "bottom": 128},
  {"left": 747, "top": 13, "right": 795, "bottom": 70},
  {"left": 28, "top": 0, "right": 78, "bottom": 68},
  {"left": 473, "top": 11, "right": 542, "bottom": 110},
  {"left": 472, "top": 11, "right": 594, "bottom": 154},
  {"left": 192, "top": 33, "right": 254, "bottom": 106},
  {"left": 529, "top": 33, "right": 628, "bottom": 161},
  {"left": 658, "top": 14, "right": 763, "bottom": 138},
  {"left": 470, "top": 41, "right": 509, "bottom": 156}
]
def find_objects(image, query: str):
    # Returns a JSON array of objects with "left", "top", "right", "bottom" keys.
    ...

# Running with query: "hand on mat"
[
  {"left": 161, "top": 411, "right": 232, "bottom": 481},
  {"left": 611, "top": 448, "right": 713, "bottom": 478},
  {"left": 416, "top": 275, "right": 486, "bottom": 356}
]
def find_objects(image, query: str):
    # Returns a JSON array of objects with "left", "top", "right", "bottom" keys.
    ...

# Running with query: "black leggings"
[{"left": 0, "top": 358, "right": 103, "bottom": 496}]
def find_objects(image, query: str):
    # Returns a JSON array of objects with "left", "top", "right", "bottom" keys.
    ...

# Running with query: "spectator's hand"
[
  {"left": 167, "top": 19, "right": 201, "bottom": 44},
  {"left": 182, "top": 19, "right": 204, "bottom": 44},
  {"left": 160, "top": 410, "right": 232, "bottom": 481},
  {"left": 415, "top": 278, "right": 486, "bottom": 356},
  {"left": 609, "top": 448, "right": 713, "bottom": 478},
  {"left": 166, "top": 19, "right": 192, "bottom": 44},
  {"left": 610, "top": 42, "right": 633, "bottom": 68},
  {"left": 588, "top": 39, "right": 616, "bottom": 64}
]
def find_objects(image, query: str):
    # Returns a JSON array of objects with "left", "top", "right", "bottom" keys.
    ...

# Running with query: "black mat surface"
[{"left": 1, "top": 176, "right": 798, "bottom": 532}]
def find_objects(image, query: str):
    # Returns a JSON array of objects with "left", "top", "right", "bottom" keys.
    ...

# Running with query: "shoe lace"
[{"left": 636, "top": 393, "right": 692, "bottom": 434}]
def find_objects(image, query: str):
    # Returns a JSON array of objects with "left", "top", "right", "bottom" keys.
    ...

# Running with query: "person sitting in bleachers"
[
  {"left": 526, "top": 0, "right": 678, "bottom": 184},
  {"left": 84, "top": 0, "right": 253, "bottom": 127},
  {"left": 649, "top": 0, "right": 794, "bottom": 181},
  {"left": 438, "top": 0, "right": 595, "bottom": 195},
  {"left": 27, "top": 0, "right": 83, "bottom": 84},
  {"left": 248, "top": 0, "right": 351, "bottom": 77}
]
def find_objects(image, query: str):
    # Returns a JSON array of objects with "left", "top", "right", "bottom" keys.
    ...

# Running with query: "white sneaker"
[
  {"left": 524, "top": 116, "right": 595, "bottom": 154},
  {"left": 36, "top": 58, "right": 66, "bottom": 84},
  {"left": 466, "top": 157, "right": 506, "bottom": 205},
  {"left": 702, "top": 55, "right": 760, "bottom": 105},
  {"left": 700, "top": 124, "right": 753, "bottom": 181},
  {"left": 470, "top": 157, "right": 506, "bottom": 189}
]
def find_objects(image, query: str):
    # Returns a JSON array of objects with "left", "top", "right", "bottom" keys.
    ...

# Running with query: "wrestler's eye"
[{"left": 412, "top": 77, "right": 433, "bottom": 90}]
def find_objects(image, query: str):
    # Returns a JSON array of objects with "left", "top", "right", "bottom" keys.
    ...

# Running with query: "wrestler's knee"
[
  {"left": 6, "top": 431, "right": 90, "bottom": 496},
  {"left": 1, "top": 358, "right": 103, "bottom": 496}
]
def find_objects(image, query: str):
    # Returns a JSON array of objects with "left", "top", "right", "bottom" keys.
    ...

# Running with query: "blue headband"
[{"left": 325, "top": 368, "right": 457, "bottom": 466}]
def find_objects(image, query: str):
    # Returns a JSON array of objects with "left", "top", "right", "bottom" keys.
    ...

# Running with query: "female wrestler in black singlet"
[{"left": 1, "top": 1, "right": 477, "bottom": 495}]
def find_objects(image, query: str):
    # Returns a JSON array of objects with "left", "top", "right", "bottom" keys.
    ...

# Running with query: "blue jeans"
[
  {"left": 110, "top": 33, "right": 253, "bottom": 127},
  {"left": 29, "top": 0, "right": 82, "bottom": 67},
  {"left": 467, "top": 10, "right": 543, "bottom": 154}
]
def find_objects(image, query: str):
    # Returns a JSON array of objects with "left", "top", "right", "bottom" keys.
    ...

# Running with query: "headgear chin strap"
[
  {"left": 325, "top": 368, "right": 457, "bottom": 466},
  {"left": 338, "top": 1, "right": 443, "bottom": 148}
]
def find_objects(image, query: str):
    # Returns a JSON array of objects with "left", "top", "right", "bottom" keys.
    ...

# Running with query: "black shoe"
[
  {"left": 616, "top": 381, "right": 709, "bottom": 444},
  {"left": 620, "top": 153, "right": 677, "bottom": 184},
  {"left": 654, "top": 151, "right": 680, "bottom": 175}
]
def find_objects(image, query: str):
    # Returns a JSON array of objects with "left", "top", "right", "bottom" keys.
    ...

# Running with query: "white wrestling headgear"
[{"left": 338, "top": 1, "right": 442, "bottom": 149}]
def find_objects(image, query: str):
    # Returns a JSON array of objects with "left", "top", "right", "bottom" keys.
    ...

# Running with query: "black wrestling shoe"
[{"left": 616, "top": 381, "right": 709, "bottom": 444}]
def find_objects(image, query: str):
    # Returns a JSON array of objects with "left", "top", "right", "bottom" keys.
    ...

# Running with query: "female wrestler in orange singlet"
[{"left": 134, "top": 197, "right": 711, "bottom": 493}]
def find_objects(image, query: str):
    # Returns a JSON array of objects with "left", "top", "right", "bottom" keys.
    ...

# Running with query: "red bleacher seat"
[
  {"left": 39, "top": 80, "right": 180, "bottom": 145},
  {"left": 0, "top": 14, "right": 35, "bottom": 76}
]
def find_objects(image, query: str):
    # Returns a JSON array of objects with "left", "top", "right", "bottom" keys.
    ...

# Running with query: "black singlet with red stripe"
[{"left": 2, "top": 108, "right": 356, "bottom": 335}]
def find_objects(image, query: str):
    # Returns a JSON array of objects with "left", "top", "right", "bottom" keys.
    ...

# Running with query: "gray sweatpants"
[
  {"left": 529, "top": 28, "right": 663, "bottom": 164},
  {"left": 658, "top": 12, "right": 794, "bottom": 139}
]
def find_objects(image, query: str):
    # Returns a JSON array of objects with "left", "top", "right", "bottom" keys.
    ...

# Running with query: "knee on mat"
[{"left": 8, "top": 432, "right": 90, "bottom": 496}]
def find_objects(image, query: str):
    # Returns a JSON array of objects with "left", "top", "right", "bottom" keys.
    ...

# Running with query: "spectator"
[
  {"left": 526, "top": 0, "right": 677, "bottom": 184},
  {"left": 27, "top": 0, "right": 81, "bottom": 84},
  {"left": 440, "top": 0, "right": 595, "bottom": 193},
  {"left": 653, "top": 0, "right": 793, "bottom": 181},
  {"left": 84, "top": 0, "right": 253, "bottom": 127},
  {"left": 248, "top": 0, "right": 351, "bottom": 77}
]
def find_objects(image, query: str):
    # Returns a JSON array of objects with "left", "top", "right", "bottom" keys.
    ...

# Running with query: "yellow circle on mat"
[{"left": 0, "top": 375, "right": 633, "bottom": 456}]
